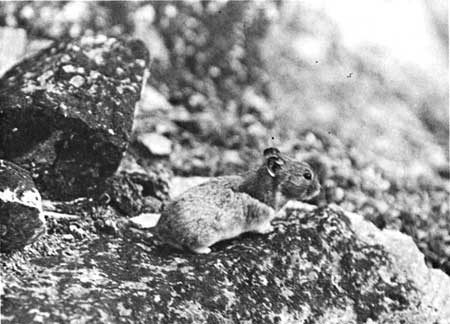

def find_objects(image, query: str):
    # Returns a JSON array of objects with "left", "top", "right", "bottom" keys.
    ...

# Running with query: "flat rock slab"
[
  {"left": 0, "top": 35, "right": 149, "bottom": 199},
  {"left": 2, "top": 205, "right": 448, "bottom": 323},
  {"left": 0, "top": 159, "right": 45, "bottom": 253},
  {"left": 129, "top": 212, "right": 160, "bottom": 228},
  {"left": 0, "top": 27, "right": 27, "bottom": 77},
  {"left": 136, "top": 132, "right": 173, "bottom": 157}
]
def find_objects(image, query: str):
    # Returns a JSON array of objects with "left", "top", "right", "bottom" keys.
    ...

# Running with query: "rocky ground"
[{"left": 0, "top": 2, "right": 449, "bottom": 324}]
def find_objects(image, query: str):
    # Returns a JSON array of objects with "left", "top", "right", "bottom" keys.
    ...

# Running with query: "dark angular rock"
[
  {"left": 117, "top": 152, "right": 171, "bottom": 201},
  {"left": 0, "top": 159, "right": 45, "bottom": 252},
  {"left": 102, "top": 173, "right": 145, "bottom": 217},
  {"left": 101, "top": 153, "right": 170, "bottom": 217},
  {"left": 0, "top": 35, "right": 150, "bottom": 199}
]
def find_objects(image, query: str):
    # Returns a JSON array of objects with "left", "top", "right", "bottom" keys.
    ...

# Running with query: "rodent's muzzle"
[{"left": 305, "top": 182, "right": 321, "bottom": 200}]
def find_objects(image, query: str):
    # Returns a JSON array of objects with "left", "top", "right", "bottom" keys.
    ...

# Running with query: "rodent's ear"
[
  {"left": 266, "top": 156, "right": 284, "bottom": 177},
  {"left": 263, "top": 147, "right": 281, "bottom": 158},
  {"left": 264, "top": 147, "right": 284, "bottom": 177},
  {"left": 264, "top": 148, "right": 284, "bottom": 177}
]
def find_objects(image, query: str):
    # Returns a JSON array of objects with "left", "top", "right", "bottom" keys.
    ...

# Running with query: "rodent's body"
[
  {"left": 156, "top": 176, "right": 274, "bottom": 253},
  {"left": 155, "top": 148, "right": 321, "bottom": 254}
]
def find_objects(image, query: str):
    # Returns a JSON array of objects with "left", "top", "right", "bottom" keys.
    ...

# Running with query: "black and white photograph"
[{"left": 0, "top": 1, "right": 449, "bottom": 323}]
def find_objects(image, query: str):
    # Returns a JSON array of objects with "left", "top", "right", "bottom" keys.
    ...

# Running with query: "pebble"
[
  {"left": 223, "top": 150, "right": 243, "bottom": 166},
  {"left": 242, "top": 88, "right": 273, "bottom": 123},
  {"left": 69, "top": 75, "right": 85, "bottom": 88},
  {"left": 143, "top": 196, "right": 163, "bottom": 213},
  {"left": 129, "top": 213, "right": 161, "bottom": 229},
  {"left": 104, "top": 219, "right": 118, "bottom": 234},
  {"left": 247, "top": 122, "right": 267, "bottom": 139},
  {"left": 62, "top": 234, "right": 74, "bottom": 241},
  {"left": 137, "top": 133, "right": 172, "bottom": 156},
  {"left": 137, "top": 85, "right": 172, "bottom": 113},
  {"left": 333, "top": 187, "right": 345, "bottom": 202},
  {"left": 62, "top": 65, "right": 85, "bottom": 74}
]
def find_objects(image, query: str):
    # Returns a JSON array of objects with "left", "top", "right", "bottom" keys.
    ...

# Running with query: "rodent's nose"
[
  {"left": 314, "top": 180, "right": 321, "bottom": 189},
  {"left": 314, "top": 182, "right": 321, "bottom": 195}
]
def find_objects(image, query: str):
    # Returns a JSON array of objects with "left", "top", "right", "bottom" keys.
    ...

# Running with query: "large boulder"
[
  {"left": 2, "top": 203, "right": 449, "bottom": 323},
  {"left": 0, "top": 159, "right": 45, "bottom": 253},
  {"left": 0, "top": 35, "right": 150, "bottom": 199}
]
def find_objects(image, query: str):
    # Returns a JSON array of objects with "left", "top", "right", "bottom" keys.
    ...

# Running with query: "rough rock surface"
[
  {"left": 116, "top": 153, "right": 171, "bottom": 202},
  {"left": 102, "top": 173, "right": 147, "bottom": 217},
  {"left": 95, "top": 151, "right": 171, "bottom": 217},
  {"left": 0, "top": 3, "right": 448, "bottom": 323},
  {"left": 0, "top": 35, "right": 150, "bottom": 199},
  {"left": 0, "top": 159, "right": 45, "bottom": 252},
  {"left": 2, "top": 203, "right": 449, "bottom": 323}
]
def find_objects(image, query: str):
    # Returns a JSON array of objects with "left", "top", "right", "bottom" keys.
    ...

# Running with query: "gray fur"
[{"left": 155, "top": 148, "right": 321, "bottom": 253}]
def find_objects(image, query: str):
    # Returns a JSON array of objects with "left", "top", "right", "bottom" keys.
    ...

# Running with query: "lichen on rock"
[
  {"left": 0, "top": 159, "right": 45, "bottom": 252},
  {"left": 0, "top": 35, "right": 150, "bottom": 199},
  {"left": 2, "top": 204, "right": 449, "bottom": 323}
]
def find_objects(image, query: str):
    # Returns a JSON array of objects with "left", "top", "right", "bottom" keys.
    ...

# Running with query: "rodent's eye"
[{"left": 303, "top": 171, "right": 312, "bottom": 180}]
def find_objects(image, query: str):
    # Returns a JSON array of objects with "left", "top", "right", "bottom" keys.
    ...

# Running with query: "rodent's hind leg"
[
  {"left": 191, "top": 246, "right": 212, "bottom": 254},
  {"left": 186, "top": 235, "right": 215, "bottom": 254}
]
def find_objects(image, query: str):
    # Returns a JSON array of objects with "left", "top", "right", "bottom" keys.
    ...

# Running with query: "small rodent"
[{"left": 154, "top": 147, "right": 321, "bottom": 254}]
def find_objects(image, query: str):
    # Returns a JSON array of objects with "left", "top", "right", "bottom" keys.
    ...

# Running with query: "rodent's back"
[{"left": 155, "top": 176, "right": 249, "bottom": 249}]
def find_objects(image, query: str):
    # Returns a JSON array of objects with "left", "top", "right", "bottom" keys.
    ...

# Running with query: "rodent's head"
[{"left": 263, "top": 147, "right": 321, "bottom": 201}]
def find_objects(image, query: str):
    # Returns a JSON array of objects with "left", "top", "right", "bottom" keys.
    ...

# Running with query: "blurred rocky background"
[{"left": 0, "top": 1, "right": 448, "bottom": 321}]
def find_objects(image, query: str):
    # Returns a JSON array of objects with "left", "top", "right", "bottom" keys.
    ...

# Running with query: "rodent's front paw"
[
  {"left": 256, "top": 223, "right": 274, "bottom": 234},
  {"left": 192, "top": 247, "right": 212, "bottom": 254}
]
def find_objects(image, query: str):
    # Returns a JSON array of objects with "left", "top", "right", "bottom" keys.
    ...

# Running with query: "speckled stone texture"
[
  {"left": 0, "top": 35, "right": 150, "bottom": 199},
  {"left": 104, "top": 153, "right": 170, "bottom": 216},
  {"left": 2, "top": 204, "right": 449, "bottom": 323},
  {"left": 0, "top": 159, "right": 45, "bottom": 252}
]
